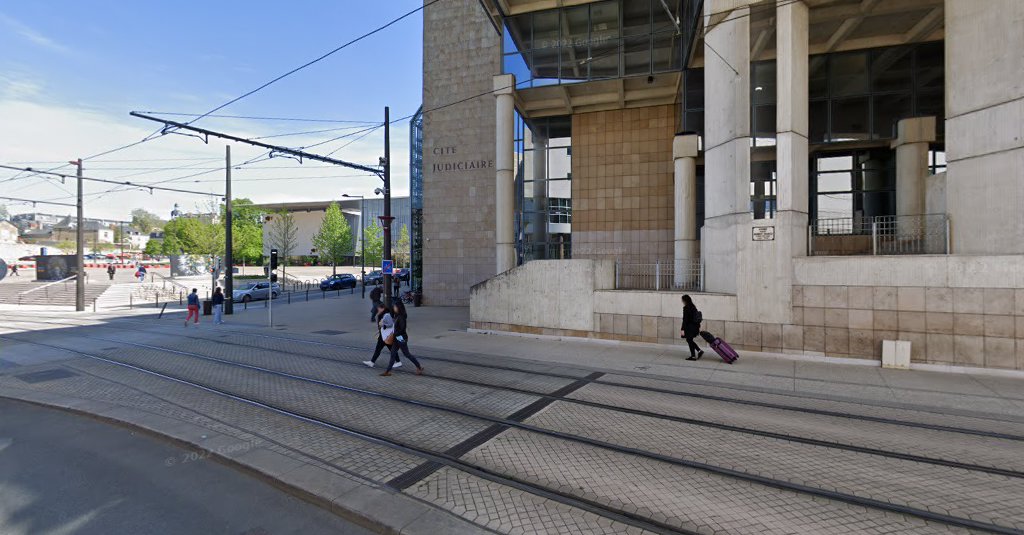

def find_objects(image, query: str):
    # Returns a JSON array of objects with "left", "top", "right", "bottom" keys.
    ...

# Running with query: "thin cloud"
[{"left": 0, "top": 12, "right": 72, "bottom": 55}]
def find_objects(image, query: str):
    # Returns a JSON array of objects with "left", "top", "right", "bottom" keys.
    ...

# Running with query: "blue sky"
[{"left": 0, "top": 1, "right": 423, "bottom": 220}]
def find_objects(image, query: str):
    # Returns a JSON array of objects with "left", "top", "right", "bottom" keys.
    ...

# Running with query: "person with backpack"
[
  {"left": 381, "top": 300, "right": 423, "bottom": 377},
  {"left": 106, "top": 264, "right": 116, "bottom": 280},
  {"left": 680, "top": 294, "right": 704, "bottom": 361},
  {"left": 185, "top": 288, "right": 200, "bottom": 327}
]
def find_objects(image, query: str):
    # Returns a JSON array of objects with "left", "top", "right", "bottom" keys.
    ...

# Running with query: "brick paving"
[{"left": 3, "top": 312, "right": 1023, "bottom": 534}]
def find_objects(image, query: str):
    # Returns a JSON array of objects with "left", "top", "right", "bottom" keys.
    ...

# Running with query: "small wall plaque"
[{"left": 752, "top": 226, "right": 775, "bottom": 241}]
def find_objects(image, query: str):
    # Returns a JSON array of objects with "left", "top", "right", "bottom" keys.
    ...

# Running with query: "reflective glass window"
[
  {"left": 830, "top": 52, "right": 869, "bottom": 96},
  {"left": 873, "top": 92, "right": 912, "bottom": 139},
  {"left": 870, "top": 47, "right": 913, "bottom": 93},
  {"left": 830, "top": 97, "right": 870, "bottom": 141}
]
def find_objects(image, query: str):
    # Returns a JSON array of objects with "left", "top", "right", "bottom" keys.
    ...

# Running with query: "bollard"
[
  {"left": 287, "top": 292, "right": 291, "bottom": 304},
  {"left": 93, "top": 299, "right": 97, "bottom": 313},
  {"left": 179, "top": 291, "right": 183, "bottom": 305},
  {"left": 155, "top": 293, "right": 159, "bottom": 308},
  {"left": 306, "top": 289, "right": 309, "bottom": 301},
  {"left": 130, "top": 294, "right": 133, "bottom": 310},
  {"left": 244, "top": 300, "right": 248, "bottom": 310}
]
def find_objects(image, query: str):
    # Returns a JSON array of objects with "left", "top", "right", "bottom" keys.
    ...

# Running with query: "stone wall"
[
  {"left": 471, "top": 256, "right": 1024, "bottom": 371},
  {"left": 421, "top": 1, "right": 501, "bottom": 305},
  {"left": 571, "top": 104, "right": 678, "bottom": 264}
]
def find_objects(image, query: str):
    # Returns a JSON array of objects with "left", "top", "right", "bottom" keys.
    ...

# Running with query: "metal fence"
[
  {"left": 809, "top": 214, "right": 949, "bottom": 256},
  {"left": 614, "top": 259, "right": 703, "bottom": 292}
]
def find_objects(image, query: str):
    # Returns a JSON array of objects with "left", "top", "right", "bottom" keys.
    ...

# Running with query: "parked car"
[
  {"left": 363, "top": 270, "right": 384, "bottom": 285},
  {"left": 232, "top": 281, "right": 281, "bottom": 303},
  {"left": 393, "top": 268, "right": 410, "bottom": 282},
  {"left": 320, "top": 274, "right": 357, "bottom": 291}
]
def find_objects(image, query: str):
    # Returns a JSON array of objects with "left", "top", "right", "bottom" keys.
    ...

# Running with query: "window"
[
  {"left": 750, "top": 160, "right": 777, "bottom": 220},
  {"left": 502, "top": 0, "right": 685, "bottom": 87},
  {"left": 514, "top": 113, "right": 573, "bottom": 263},
  {"left": 811, "top": 150, "right": 895, "bottom": 223},
  {"left": 929, "top": 148, "right": 946, "bottom": 175},
  {"left": 549, "top": 198, "right": 572, "bottom": 224}
]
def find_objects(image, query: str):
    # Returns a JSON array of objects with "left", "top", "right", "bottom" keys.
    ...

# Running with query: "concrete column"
[
  {"left": 529, "top": 132, "right": 548, "bottom": 259},
  {"left": 673, "top": 134, "right": 700, "bottom": 287},
  {"left": 775, "top": 0, "right": 809, "bottom": 220},
  {"left": 494, "top": 74, "right": 516, "bottom": 273},
  {"left": 891, "top": 116, "right": 936, "bottom": 220},
  {"left": 701, "top": 1, "right": 752, "bottom": 294}
]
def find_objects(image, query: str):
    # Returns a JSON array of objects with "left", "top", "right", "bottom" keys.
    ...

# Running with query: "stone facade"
[
  {"left": 421, "top": 1, "right": 501, "bottom": 306},
  {"left": 571, "top": 105, "right": 677, "bottom": 264}
]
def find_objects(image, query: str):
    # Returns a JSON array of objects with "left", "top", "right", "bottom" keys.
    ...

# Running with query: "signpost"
[{"left": 382, "top": 259, "right": 393, "bottom": 276}]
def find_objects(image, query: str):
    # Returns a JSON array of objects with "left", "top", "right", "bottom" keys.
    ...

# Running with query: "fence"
[
  {"left": 809, "top": 214, "right": 949, "bottom": 256},
  {"left": 614, "top": 259, "right": 703, "bottom": 292}
]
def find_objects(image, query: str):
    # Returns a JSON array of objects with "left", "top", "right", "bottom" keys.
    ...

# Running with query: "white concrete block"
[{"left": 882, "top": 340, "right": 911, "bottom": 370}]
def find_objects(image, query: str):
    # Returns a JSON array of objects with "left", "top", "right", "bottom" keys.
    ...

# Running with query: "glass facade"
[
  {"left": 514, "top": 113, "right": 572, "bottom": 262},
  {"left": 409, "top": 107, "right": 423, "bottom": 289},
  {"left": 503, "top": 0, "right": 686, "bottom": 87},
  {"left": 811, "top": 149, "right": 895, "bottom": 221}
]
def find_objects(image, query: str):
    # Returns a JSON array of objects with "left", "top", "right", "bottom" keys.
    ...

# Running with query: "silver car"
[{"left": 232, "top": 281, "right": 281, "bottom": 303}]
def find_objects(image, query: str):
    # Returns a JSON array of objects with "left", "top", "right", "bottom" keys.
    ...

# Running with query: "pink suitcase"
[{"left": 700, "top": 331, "right": 738, "bottom": 364}]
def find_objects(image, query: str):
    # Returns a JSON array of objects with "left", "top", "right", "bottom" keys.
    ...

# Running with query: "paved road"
[{"left": 0, "top": 399, "right": 372, "bottom": 535}]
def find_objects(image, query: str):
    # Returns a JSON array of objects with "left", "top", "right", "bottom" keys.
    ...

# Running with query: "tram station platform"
[{"left": 1, "top": 293, "right": 1023, "bottom": 534}]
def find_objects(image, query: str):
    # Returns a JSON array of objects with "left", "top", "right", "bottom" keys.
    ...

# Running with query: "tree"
[
  {"left": 226, "top": 198, "right": 263, "bottom": 264},
  {"left": 267, "top": 210, "right": 298, "bottom": 280},
  {"left": 131, "top": 209, "right": 165, "bottom": 233},
  {"left": 56, "top": 240, "right": 76, "bottom": 254},
  {"left": 360, "top": 221, "right": 384, "bottom": 267},
  {"left": 394, "top": 224, "right": 411, "bottom": 267},
  {"left": 144, "top": 238, "right": 163, "bottom": 257},
  {"left": 311, "top": 203, "right": 353, "bottom": 275}
]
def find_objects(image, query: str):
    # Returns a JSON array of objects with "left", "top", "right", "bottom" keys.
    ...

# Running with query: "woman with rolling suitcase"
[{"left": 680, "top": 295, "right": 705, "bottom": 361}]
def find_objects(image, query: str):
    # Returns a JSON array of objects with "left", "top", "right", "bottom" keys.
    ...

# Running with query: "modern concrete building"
[
  {"left": 423, "top": 0, "right": 1024, "bottom": 371},
  {"left": 253, "top": 197, "right": 412, "bottom": 265}
]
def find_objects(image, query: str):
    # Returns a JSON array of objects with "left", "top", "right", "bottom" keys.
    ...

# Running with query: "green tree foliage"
[
  {"left": 267, "top": 210, "right": 298, "bottom": 279},
  {"left": 143, "top": 238, "right": 163, "bottom": 257},
  {"left": 226, "top": 198, "right": 263, "bottom": 264},
  {"left": 130, "top": 209, "right": 165, "bottom": 233},
  {"left": 361, "top": 221, "right": 384, "bottom": 267},
  {"left": 311, "top": 203, "right": 353, "bottom": 274},
  {"left": 161, "top": 216, "right": 223, "bottom": 256},
  {"left": 394, "top": 224, "right": 411, "bottom": 267}
]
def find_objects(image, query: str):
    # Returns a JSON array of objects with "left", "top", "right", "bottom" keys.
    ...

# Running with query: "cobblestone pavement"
[{"left": 2, "top": 314, "right": 1023, "bottom": 534}]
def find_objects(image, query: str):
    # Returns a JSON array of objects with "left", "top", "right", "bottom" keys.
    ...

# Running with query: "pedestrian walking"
[
  {"left": 393, "top": 276, "right": 401, "bottom": 296},
  {"left": 381, "top": 301, "right": 423, "bottom": 377},
  {"left": 369, "top": 283, "right": 383, "bottom": 321},
  {"left": 10, "top": 263, "right": 18, "bottom": 276},
  {"left": 363, "top": 302, "right": 402, "bottom": 369},
  {"left": 107, "top": 264, "right": 116, "bottom": 280},
  {"left": 680, "top": 294, "right": 704, "bottom": 361},
  {"left": 185, "top": 288, "right": 200, "bottom": 327},
  {"left": 212, "top": 287, "right": 225, "bottom": 325}
]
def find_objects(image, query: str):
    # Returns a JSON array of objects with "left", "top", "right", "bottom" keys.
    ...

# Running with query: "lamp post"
[{"left": 342, "top": 193, "right": 365, "bottom": 299}]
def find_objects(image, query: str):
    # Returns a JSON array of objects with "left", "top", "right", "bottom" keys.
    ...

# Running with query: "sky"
[{"left": 0, "top": 1, "right": 424, "bottom": 222}]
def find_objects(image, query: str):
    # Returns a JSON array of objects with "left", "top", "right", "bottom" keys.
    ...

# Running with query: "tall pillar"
[
  {"left": 892, "top": 116, "right": 936, "bottom": 220},
  {"left": 494, "top": 74, "right": 516, "bottom": 274},
  {"left": 776, "top": 0, "right": 809, "bottom": 223},
  {"left": 701, "top": 1, "right": 751, "bottom": 294},
  {"left": 528, "top": 131, "right": 548, "bottom": 259},
  {"left": 673, "top": 134, "right": 700, "bottom": 287}
]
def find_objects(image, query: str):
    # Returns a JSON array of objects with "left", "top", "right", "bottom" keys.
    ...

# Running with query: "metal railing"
[
  {"left": 614, "top": 259, "right": 703, "bottom": 292},
  {"left": 16, "top": 274, "right": 85, "bottom": 305},
  {"left": 809, "top": 214, "right": 950, "bottom": 256}
]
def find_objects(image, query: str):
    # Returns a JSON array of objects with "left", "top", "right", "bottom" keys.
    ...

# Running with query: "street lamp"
[{"left": 342, "top": 194, "right": 366, "bottom": 299}]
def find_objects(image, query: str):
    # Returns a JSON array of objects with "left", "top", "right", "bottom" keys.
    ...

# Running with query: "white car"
[{"left": 232, "top": 282, "right": 281, "bottom": 303}]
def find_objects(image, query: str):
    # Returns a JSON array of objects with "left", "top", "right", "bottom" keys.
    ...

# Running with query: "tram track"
[
  {"left": 2, "top": 327, "right": 1021, "bottom": 534},
  {"left": 5, "top": 315, "right": 1024, "bottom": 441},
  {"left": 4, "top": 316, "right": 1021, "bottom": 480}
]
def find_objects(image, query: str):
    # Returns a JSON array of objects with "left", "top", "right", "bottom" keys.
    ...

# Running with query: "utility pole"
[
  {"left": 224, "top": 145, "right": 234, "bottom": 315},
  {"left": 73, "top": 158, "right": 84, "bottom": 312},
  {"left": 381, "top": 106, "right": 394, "bottom": 307},
  {"left": 119, "top": 221, "right": 125, "bottom": 264},
  {"left": 360, "top": 196, "right": 366, "bottom": 299}
]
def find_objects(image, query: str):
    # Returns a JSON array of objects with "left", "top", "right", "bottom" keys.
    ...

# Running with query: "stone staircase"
[
  {"left": 0, "top": 279, "right": 110, "bottom": 307},
  {"left": 94, "top": 281, "right": 185, "bottom": 310}
]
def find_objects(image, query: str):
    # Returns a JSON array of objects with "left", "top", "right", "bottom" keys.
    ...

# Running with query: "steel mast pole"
[
  {"left": 382, "top": 107, "right": 393, "bottom": 307},
  {"left": 225, "top": 145, "right": 234, "bottom": 314},
  {"left": 73, "top": 159, "right": 84, "bottom": 312}
]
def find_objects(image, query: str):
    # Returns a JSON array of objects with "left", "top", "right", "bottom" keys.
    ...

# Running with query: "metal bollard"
[
  {"left": 130, "top": 295, "right": 133, "bottom": 310},
  {"left": 287, "top": 292, "right": 291, "bottom": 304},
  {"left": 306, "top": 289, "right": 309, "bottom": 301},
  {"left": 155, "top": 293, "right": 159, "bottom": 308}
]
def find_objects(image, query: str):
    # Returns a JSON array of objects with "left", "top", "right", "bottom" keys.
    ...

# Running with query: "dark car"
[
  {"left": 363, "top": 270, "right": 384, "bottom": 285},
  {"left": 320, "top": 273, "right": 357, "bottom": 291},
  {"left": 393, "top": 268, "right": 410, "bottom": 282}
]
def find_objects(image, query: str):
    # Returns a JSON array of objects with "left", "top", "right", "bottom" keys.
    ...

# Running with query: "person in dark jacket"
[
  {"left": 363, "top": 302, "right": 402, "bottom": 368},
  {"left": 211, "top": 287, "right": 225, "bottom": 325},
  {"left": 381, "top": 301, "right": 423, "bottom": 377},
  {"left": 680, "top": 294, "right": 704, "bottom": 361},
  {"left": 106, "top": 264, "right": 116, "bottom": 280},
  {"left": 185, "top": 288, "right": 200, "bottom": 327},
  {"left": 369, "top": 283, "right": 383, "bottom": 321}
]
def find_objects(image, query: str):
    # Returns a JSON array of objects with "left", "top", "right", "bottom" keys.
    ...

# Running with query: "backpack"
[{"left": 694, "top": 310, "right": 703, "bottom": 325}]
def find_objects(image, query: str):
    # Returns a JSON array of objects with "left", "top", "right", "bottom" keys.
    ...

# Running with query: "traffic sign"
[{"left": 381, "top": 259, "right": 393, "bottom": 275}]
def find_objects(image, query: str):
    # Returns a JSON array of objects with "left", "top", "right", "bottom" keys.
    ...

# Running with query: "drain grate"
[
  {"left": 311, "top": 329, "right": 347, "bottom": 335},
  {"left": 15, "top": 368, "right": 78, "bottom": 384}
]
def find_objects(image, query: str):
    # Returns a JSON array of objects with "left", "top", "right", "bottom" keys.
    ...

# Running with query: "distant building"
[
  {"left": 0, "top": 221, "right": 19, "bottom": 244},
  {"left": 52, "top": 217, "right": 114, "bottom": 245}
]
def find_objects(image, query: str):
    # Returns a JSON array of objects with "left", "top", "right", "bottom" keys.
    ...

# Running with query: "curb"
[{"left": 0, "top": 389, "right": 487, "bottom": 535}]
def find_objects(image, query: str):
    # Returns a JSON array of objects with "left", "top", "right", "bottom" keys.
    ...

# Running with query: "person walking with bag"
[
  {"left": 184, "top": 288, "right": 200, "bottom": 327},
  {"left": 680, "top": 294, "right": 704, "bottom": 361},
  {"left": 381, "top": 301, "right": 423, "bottom": 377},
  {"left": 363, "top": 302, "right": 402, "bottom": 368},
  {"left": 211, "top": 287, "right": 225, "bottom": 325},
  {"left": 369, "top": 283, "right": 383, "bottom": 322}
]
